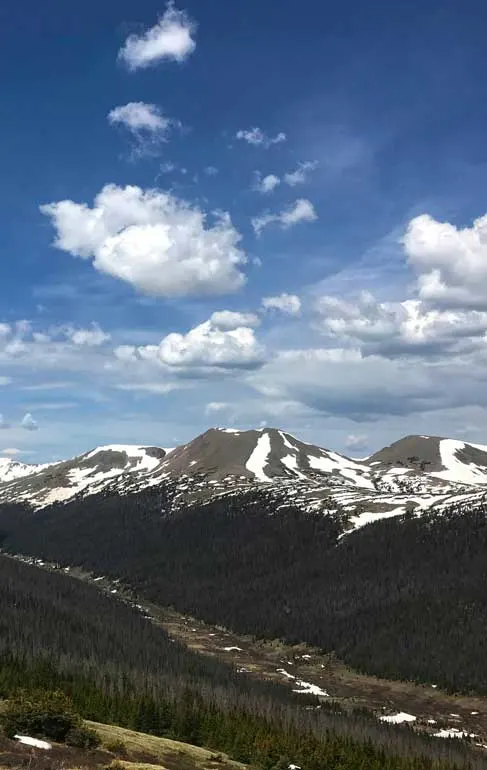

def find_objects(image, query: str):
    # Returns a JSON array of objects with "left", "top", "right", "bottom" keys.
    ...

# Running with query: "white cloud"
[
  {"left": 261, "top": 293, "right": 301, "bottom": 315},
  {"left": 0, "top": 415, "right": 10, "bottom": 430},
  {"left": 108, "top": 102, "right": 172, "bottom": 134},
  {"left": 118, "top": 2, "right": 196, "bottom": 70},
  {"left": 1, "top": 448, "right": 25, "bottom": 456},
  {"left": 41, "top": 184, "right": 247, "bottom": 297},
  {"left": 403, "top": 211, "right": 487, "bottom": 309},
  {"left": 284, "top": 161, "right": 318, "bottom": 186},
  {"left": 204, "top": 166, "right": 218, "bottom": 176},
  {"left": 209, "top": 310, "right": 260, "bottom": 330},
  {"left": 252, "top": 199, "right": 317, "bottom": 235},
  {"left": 253, "top": 173, "right": 280, "bottom": 194},
  {"left": 205, "top": 401, "right": 230, "bottom": 414},
  {"left": 21, "top": 412, "right": 38, "bottom": 431},
  {"left": 158, "top": 318, "right": 265, "bottom": 370},
  {"left": 108, "top": 103, "right": 180, "bottom": 155},
  {"left": 0, "top": 376, "right": 12, "bottom": 386},
  {"left": 65, "top": 324, "right": 111, "bottom": 347},
  {"left": 117, "top": 316, "right": 266, "bottom": 375},
  {"left": 235, "top": 127, "right": 286, "bottom": 148},
  {"left": 316, "top": 291, "right": 487, "bottom": 357},
  {"left": 345, "top": 434, "right": 369, "bottom": 452}
]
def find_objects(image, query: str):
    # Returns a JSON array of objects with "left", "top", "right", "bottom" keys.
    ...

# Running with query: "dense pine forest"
[
  {"left": 1, "top": 553, "right": 482, "bottom": 770},
  {"left": 1, "top": 488, "right": 487, "bottom": 695}
]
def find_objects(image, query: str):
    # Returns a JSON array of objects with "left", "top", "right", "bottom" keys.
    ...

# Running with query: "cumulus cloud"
[
  {"left": 316, "top": 291, "right": 487, "bottom": 357},
  {"left": 403, "top": 211, "right": 487, "bottom": 309},
  {"left": 118, "top": 3, "right": 196, "bottom": 70},
  {"left": 209, "top": 310, "right": 260, "bottom": 330},
  {"left": 158, "top": 319, "right": 265, "bottom": 370},
  {"left": 262, "top": 293, "right": 301, "bottom": 315},
  {"left": 253, "top": 172, "right": 280, "bottom": 194},
  {"left": 117, "top": 315, "right": 265, "bottom": 375},
  {"left": 235, "top": 128, "right": 286, "bottom": 148},
  {"left": 21, "top": 412, "right": 38, "bottom": 431},
  {"left": 284, "top": 161, "right": 318, "bottom": 186},
  {"left": 40, "top": 184, "right": 247, "bottom": 298},
  {"left": 252, "top": 199, "right": 317, "bottom": 235}
]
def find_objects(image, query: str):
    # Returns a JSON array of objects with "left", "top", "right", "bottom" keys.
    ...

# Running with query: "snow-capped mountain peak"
[{"left": 2, "top": 429, "right": 487, "bottom": 532}]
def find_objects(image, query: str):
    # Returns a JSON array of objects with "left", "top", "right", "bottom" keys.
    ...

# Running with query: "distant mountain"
[
  {"left": 0, "top": 444, "right": 172, "bottom": 508},
  {"left": 367, "top": 435, "right": 487, "bottom": 485},
  {"left": 2, "top": 429, "right": 487, "bottom": 529},
  {"left": 0, "top": 456, "right": 49, "bottom": 484}
]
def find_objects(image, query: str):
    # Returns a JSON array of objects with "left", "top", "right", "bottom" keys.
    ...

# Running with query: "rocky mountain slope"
[{"left": 2, "top": 428, "right": 487, "bottom": 530}]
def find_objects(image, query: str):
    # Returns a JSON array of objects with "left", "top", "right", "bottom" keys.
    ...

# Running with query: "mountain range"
[{"left": 2, "top": 427, "right": 487, "bottom": 531}]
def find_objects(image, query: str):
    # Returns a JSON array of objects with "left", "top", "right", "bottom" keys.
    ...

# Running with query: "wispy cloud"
[
  {"left": 235, "top": 127, "right": 286, "bottom": 148},
  {"left": 284, "top": 161, "right": 318, "bottom": 186},
  {"left": 252, "top": 199, "right": 317, "bottom": 235}
]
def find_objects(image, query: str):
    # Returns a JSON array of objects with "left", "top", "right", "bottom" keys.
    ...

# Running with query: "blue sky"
[{"left": 2, "top": 0, "right": 487, "bottom": 460}]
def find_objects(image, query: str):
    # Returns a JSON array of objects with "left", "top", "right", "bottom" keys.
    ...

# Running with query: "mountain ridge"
[{"left": 2, "top": 428, "right": 487, "bottom": 531}]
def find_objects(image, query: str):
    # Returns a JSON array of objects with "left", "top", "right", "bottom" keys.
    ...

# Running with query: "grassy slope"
[{"left": 0, "top": 717, "right": 250, "bottom": 770}]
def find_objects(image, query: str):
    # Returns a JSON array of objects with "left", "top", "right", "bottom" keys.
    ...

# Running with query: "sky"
[{"left": 1, "top": 0, "right": 487, "bottom": 461}]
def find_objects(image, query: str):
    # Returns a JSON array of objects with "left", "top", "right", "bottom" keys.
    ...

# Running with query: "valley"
[{"left": 6, "top": 551, "right": 487, "bottom": 747}]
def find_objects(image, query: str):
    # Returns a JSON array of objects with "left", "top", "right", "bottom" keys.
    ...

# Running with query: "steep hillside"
[{"left": 1, "top": 554, "right": 473, "bottom": 770}]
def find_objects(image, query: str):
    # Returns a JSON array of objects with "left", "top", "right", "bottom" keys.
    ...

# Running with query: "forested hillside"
[
  {"left": 2, "top": 488, "right": 487, "bottom": 694},
  {"left": 1, "top": 553, "right": 480, "bottom": 770}
]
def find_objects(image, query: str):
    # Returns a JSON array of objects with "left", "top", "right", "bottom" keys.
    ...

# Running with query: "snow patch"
[
  {"left": 379, "top": 712, "right": 416, "bottom": 724},
  {"left": 434, "top": 728, "right": 476, "bottom": 739},
  {"left": 15, "top": 735, "right": 52, "bottom": 749},
  {"left": 293, "top": 680, "right": 329, "bottom": 697},
  {"left": 431, "top": 439, "right": 487, "bottom": 486},
  {"left": 246, "top": 432, "right": 272, "bottom": 481}
]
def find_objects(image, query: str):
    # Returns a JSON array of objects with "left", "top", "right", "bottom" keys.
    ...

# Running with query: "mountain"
[
  {"left": 2, "top": 429, "right": 487, "bottom": 525},
  {"left": 4, "top": 427, "right": 487, "bottom": 701},
  {"left": 160, "top": 427, "right": 374, "bottom": 486},
  {"left": 0, "top": 456, "right": 49, "bottom": 483},
  {"left": 367, "top": 434, "right": 487, "bottom": 485},
  {"left": 0, "top": 444, "right": 172, "bottom": 508}
]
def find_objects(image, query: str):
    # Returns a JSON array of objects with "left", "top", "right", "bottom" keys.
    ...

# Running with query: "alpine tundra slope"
[{"left": 1, "top": 428, "right": 487, "bottom": 530}]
